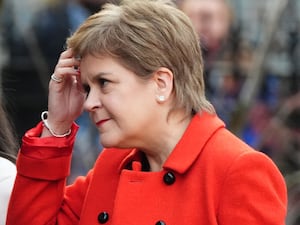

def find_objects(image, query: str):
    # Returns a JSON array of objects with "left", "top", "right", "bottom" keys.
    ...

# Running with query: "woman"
[
  {"left": 0, "top": 97, "right": 17, "bottom": 225},
  {"left": 7, "top": 0, "right": 287, "bottom": 224}
]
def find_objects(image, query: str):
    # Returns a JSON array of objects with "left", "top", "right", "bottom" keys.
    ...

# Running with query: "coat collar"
[
  {"left": 163, "top": 112, "right": 224, "bottom": 174},
  {"left": 118, "top": 112, "right": 225, "bottom": 174}
]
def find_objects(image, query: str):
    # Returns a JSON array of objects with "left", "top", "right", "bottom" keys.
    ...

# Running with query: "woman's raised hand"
[{"left": 42, "top": 49, "right": 86, "bottom": 137}]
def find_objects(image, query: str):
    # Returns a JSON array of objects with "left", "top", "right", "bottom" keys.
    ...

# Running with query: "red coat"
[{"left": 7, "top": 113, "right": 287, "bottom": 225}]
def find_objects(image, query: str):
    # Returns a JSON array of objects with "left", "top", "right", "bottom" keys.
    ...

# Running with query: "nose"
[{"left": 83, "top": 89, "right": 102, "bottom": 112}]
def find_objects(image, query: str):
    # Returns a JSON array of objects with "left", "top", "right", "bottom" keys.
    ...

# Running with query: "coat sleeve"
[
  {"left": 218, "top": 150, "right": 287, "bottom": 225},
  {"left": 6, "top": 122, "right": 92, "bottom": 225}
]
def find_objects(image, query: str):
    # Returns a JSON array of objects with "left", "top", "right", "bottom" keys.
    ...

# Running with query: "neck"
[{"left": 143, "top": 111, "right": 192, "bottom": 172}]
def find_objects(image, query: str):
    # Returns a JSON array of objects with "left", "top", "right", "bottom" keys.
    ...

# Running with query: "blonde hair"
[{"left": 67, "top": 0, "right": 215, "bottom": 115}]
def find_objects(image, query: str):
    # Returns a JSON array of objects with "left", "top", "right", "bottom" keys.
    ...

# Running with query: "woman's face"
[{"left": 80, "top": 55, "right": 159, "bottom": 148}]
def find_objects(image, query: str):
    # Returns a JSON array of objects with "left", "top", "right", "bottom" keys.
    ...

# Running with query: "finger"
[
  {"left": 56, "top": 57, "right": 80, "bottom": 69},
  {"left": 60, "top": 48, "right": 81, "bottom": 61},
  {"left": 51, "top": 68, "right": 79, "bottom": 82},
  {"left": 60, "top": 48, "right": 75, "bottom": 59}
]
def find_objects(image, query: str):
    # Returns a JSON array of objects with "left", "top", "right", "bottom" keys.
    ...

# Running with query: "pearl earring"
[{"left": 157, "top": 95, "right": 165, "bottom": 102}]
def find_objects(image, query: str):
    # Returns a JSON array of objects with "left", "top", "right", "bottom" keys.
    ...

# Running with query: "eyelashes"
[{"left": 81, "top": 78, "right": 110, "bottom": 97}]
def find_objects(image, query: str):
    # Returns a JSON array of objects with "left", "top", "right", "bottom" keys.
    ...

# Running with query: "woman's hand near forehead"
[{"left": 41, "top": 49, "right": 86, "bottom": 137}]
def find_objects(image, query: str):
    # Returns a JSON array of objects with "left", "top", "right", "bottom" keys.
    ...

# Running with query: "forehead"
[
  {"left": 79, "top": 54, "right": 143, "bottom": 83},
  {"left": 80, "top": 54, "right": 119, "bottom": 72}
]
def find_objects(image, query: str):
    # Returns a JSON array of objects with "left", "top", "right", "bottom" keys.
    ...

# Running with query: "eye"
[{"left": 98, "top": 78, "right": 110, "bottom": 88}]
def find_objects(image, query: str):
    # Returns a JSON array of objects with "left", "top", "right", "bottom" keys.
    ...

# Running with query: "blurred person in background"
[
  {"left": 0, "top": 91, "right": 18, "bottom": 225},
  {"left": 178, "top": 0, "right": 244, "bottom": 128},
  {"left": 6, "top": 1, "right": 286, "bottom": 224},
  {"left": 0, "top": 2, "right": 18, "bottom": 223},
  {"left": 178, "top": 0, "right": 232, "bottom": 65}
]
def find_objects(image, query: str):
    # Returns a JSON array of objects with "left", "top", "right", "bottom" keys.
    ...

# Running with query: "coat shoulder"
[{"left": 200, "top": 127, "right": 281, "bottom": 179}]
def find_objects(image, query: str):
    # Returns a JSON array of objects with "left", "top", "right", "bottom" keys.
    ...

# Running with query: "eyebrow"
[{"left": 91, "top": 72, "right": 113, "bottom": 82}]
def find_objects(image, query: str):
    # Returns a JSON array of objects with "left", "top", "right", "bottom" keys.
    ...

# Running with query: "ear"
[{"left": 153, "top": 67, "right": 173, "bottom": 103}]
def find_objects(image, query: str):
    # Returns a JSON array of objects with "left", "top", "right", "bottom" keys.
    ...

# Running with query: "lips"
[{"left": 96, "top": 119, "right": 110, "bottom": 127}]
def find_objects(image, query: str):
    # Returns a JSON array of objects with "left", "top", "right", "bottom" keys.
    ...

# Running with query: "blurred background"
[{"left": 0, "top": 0, "right": 299, "bottom": 223}]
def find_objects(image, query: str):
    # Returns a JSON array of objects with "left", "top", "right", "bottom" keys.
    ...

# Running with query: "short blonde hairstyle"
[{"left": 67, "top": 0, "right": 215, "bottom": 115}]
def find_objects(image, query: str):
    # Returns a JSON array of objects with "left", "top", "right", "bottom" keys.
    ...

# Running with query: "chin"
[
  {"left": 101, "top": 141, "right": 117, "bottom": 149},
  {"left": 100, "top": 133, "right": 136, "bottom": 149},
  {"left": 101, "top": 139, "right": 134, "bottom": 150},
  {"left": 100, "top": 138, "right": 121, "bottom": 149}
]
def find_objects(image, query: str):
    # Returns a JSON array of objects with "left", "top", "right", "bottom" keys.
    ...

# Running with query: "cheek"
[
  {"left": 102, "top": 95, "right": 130, "bottom": 121},
  {"left": 106, "top": 96, "right": 144, "bottom": 123},
  {"left": 103, "top": 84, "right": 155, "bottom": 121}
]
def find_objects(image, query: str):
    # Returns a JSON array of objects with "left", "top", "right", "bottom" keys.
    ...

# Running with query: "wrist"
[{"left": 41, "top": 111, "right": 72, "bottom": 138}]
